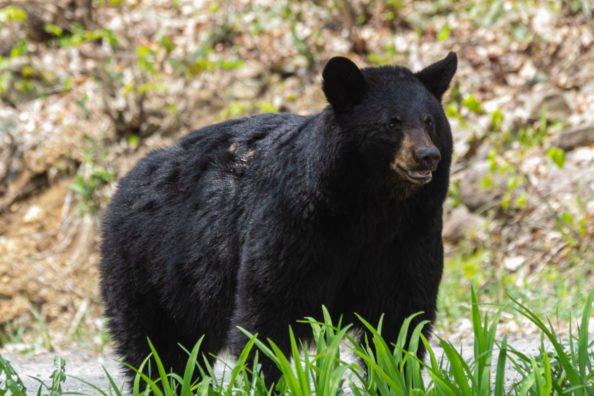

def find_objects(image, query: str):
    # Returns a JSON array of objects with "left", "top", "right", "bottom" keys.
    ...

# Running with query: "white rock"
[
  {"left": 504, "top": 256, "right": 525, "bottom": 271},
  {"left": 23, "top": 205, "right": 43, "bottom": 224}
]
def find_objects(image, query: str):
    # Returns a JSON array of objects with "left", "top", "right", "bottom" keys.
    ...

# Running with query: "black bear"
[{"left": 100, "top": 52, "right": 457, "bottom": 385}]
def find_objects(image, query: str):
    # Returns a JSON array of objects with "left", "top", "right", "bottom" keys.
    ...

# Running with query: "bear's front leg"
[
  {"left": 226, "top": 290, "right": 309, "bottom": 384},
  {"left": 225, "top": 254, "right": 323, "bottom": 385}
]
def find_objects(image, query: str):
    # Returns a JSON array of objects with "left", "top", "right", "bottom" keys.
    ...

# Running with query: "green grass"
[
  {"left": 437, "top": 245, "right": 593, "bottom": 331},
  {"left": 0, "top": 355, "right": 66, "bottom": 396},
  {"left": 1, "top": 289, "right": 592, "bottom": 395}
]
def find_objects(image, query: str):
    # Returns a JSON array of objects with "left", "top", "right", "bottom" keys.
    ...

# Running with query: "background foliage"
[{"left": 0, "top": 0, "right": 592, "bottom": 365}]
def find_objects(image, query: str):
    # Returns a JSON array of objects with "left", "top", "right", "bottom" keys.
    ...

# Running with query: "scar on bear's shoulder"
[{"left": 228, "top": 143, "right": 257, "bottom": 176}]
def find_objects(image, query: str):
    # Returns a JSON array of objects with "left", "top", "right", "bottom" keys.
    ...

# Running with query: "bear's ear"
[
  {"left": 415, "top": 52, "right": 457, "bottom": 101},
  {"left": 322, "top": 57, "right": 366, "bottom": 113}
]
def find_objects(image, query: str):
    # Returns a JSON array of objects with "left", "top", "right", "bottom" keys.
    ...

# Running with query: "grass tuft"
[{"left": 1, "top": 290, "right": 592, "bottom": 395}]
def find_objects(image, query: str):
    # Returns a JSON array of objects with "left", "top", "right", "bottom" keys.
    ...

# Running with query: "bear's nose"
[{"left": 414, "top": 146, "right": 441, "bottom": 169}]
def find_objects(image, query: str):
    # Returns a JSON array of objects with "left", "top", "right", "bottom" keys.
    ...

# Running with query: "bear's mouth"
[{"left": 396, "top": 165, "right": 433, "bottom": 185}]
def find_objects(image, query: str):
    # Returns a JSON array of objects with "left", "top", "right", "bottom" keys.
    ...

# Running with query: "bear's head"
[{"left": 322, "top": 53, "right": 457, "bottom": 192}]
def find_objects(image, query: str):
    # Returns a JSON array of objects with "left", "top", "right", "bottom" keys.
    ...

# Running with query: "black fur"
[{"left": 100, "top": 53, "right": 457, "bottom": 384}]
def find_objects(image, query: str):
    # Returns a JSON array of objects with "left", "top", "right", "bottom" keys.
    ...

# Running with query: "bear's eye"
[
  {"left": 387, "top": 116, "right": 402, "bottom": 129},
  {"left": 423, "top": 115, "right": 434, "bottom": 129}
]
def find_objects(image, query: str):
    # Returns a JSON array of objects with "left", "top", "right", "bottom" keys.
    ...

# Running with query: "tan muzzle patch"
[{"left": 390, "top": 128, "right": 437, "bottom": 185}]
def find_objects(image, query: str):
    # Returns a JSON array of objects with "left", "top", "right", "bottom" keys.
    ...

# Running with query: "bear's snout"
[
  {"left": 413, "top": 145, "right": 441, "bottom": 171},
  {"left": 390, "top": 128, "right": 440, "bottom": 185}
]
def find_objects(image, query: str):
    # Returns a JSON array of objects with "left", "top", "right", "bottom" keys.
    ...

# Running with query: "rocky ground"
[
  {"left": 0, "top": 0, "right": 593, "bottom": 385},
  {"left": 1, "top": 347, "right": 121, "bottom": 393}
]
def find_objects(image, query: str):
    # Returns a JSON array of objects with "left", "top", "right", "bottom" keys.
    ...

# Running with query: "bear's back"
[{"left": 100, "top": 112, "right": 314, "bottom": 304}]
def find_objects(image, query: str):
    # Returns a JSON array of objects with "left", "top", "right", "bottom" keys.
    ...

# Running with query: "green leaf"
[
  {"left": 546, "top": 147, "right": 566, "bottom": 168},
  {"left": 69, "top": 182, "right": 90, "bottom": 197},
  {"left": 445, "top": 103, "right": 461, "bottom": 119},
  {"left": 180, "top": 337, "right": 203, "bottom": 396},
  {"left": 219, "top": 59, "right": 244, "bottom": 70},
  {"left": 560, "top": 211, "right": 574, "bottom": 226},
  {"left": 1, "top": 6, "right": 28, "bottom": 22},
  {"left": 147, "top": 338, "right": 174, "bottom": 395},
  {"left": 49, "top": 357, "right": 66, "bottom": 396},
  {"left": 368, "top": 53, "right": 385, "bottom": 66},
  {"left": 438, "top": 23, "right": 451, "bottom": 42},
  {"left": 100, "top": 28, "right": 120, "bottom": 48},
  {"left": 491, "top": 109, "right": 504, "bottom": 131},
  {"left": 494, "top": 336, "right": 507, "bottom": 396},
  {"left": 10, "top": 39, "right": 28, "bottom": 59},
  {"left": 487, "top": 150, "right": 498, "bottom": 172},
  {"left": 167, "top": 104, "right": 177, "bottom": 114},
  {"left": 516, "top": 194, "right": 527, "bottom": 209},
  {"left": 159, "top": 35, "right": 175, "bottom": 53},
  {"left": 577, "top": 291, "right": 593, "bottom": 385},
  {"left": 481, "top": 174, "right": 493, "bottom": 189},
  {"left": 463, "top": 94, "right": 484, "bottom": 114},
  {"left": 507, "top": 176, "right": 519, "bottom": 190},
  {"left": 501, "top": 191, "right": 511, "bottom": 210},
  {"left": 440, "top": 339, "right": 472, "bottom": 395},
  {"left": 257, "top": 101, "right": 279, "bottom": 113},
  {"left": 128, "top": 135, "right": 140, "bottom": 147},
  {"left": 44, "top": 23, "right": 63, "bottom": 37}
]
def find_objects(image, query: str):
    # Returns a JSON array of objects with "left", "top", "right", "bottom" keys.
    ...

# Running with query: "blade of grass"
[
  {"left": 103, "top": 365, "right": 125, "bottom": 395},
  {"left": 403, "top": 320, "right": 430, "bottom": 391},
  {"left": 49, "top": 356, "right": 66, "bottom": 396},
  {"left": 356, "top": 349, "right": 402, "bottom": 392},
  {"left": 288, "top": 327, "right": 311, "bottom": 395},
  {"left": 146, "top": 338, "right": 174, "bottom": 395},
  {"left": 355, "top": 314, "right": 407, "bottom": 393},
  {"left": 126, "top": 356, "right": 164, "bottom": 396},
  {"left": 541, "top": 342, "right": 553, "bottom": 396},
  {"left": 68, "top": 373, "right": 117, "bottom": 396},
  {"left": 180, "top": 337, "right": 203, "bottom": 396},
  {"left": 237, "top": 327, "right": 279, "bottom": 367},
  {"left": 511, "top": 296, "right": 583, "bottom": 393},
  {"left": 470, "top": 286, "right": 502, "bottom": 396},
  {"left": 439, "top": 338, "right": 472, "bottom": 395},
  {"left": 316, "top": 325, "right": 350, "bottom": 395},
  {"left": 268, "top": 338, "right": 300, "bottom": 392},
  {"left": 493, "top": 335, "right": 507, "bottom": 396},
  {"left": 577, "top": 291, "right": 593, "bottom": 385},
  {"left": 419, "top": 336, "right": 460, "bottom": 396},
  {"left": 223, "top": 335, "right": 259, "bottom": 395}
]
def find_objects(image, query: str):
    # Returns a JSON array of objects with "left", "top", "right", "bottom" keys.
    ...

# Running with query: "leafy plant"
[
  {"left": 463, "top": 94, "right": 484, "bottom": 114},
  {"left": 0, "top": 354, "right": 27, "bottom": 395},
  {"left": 546, "top": 147, "right": 566, "bottom": 169},
  {"left": 69, "top": 139, "right": 115, "bottom": 215},
  {"left": 509, "top": 291, "right": 594, "bottom": 395}
]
